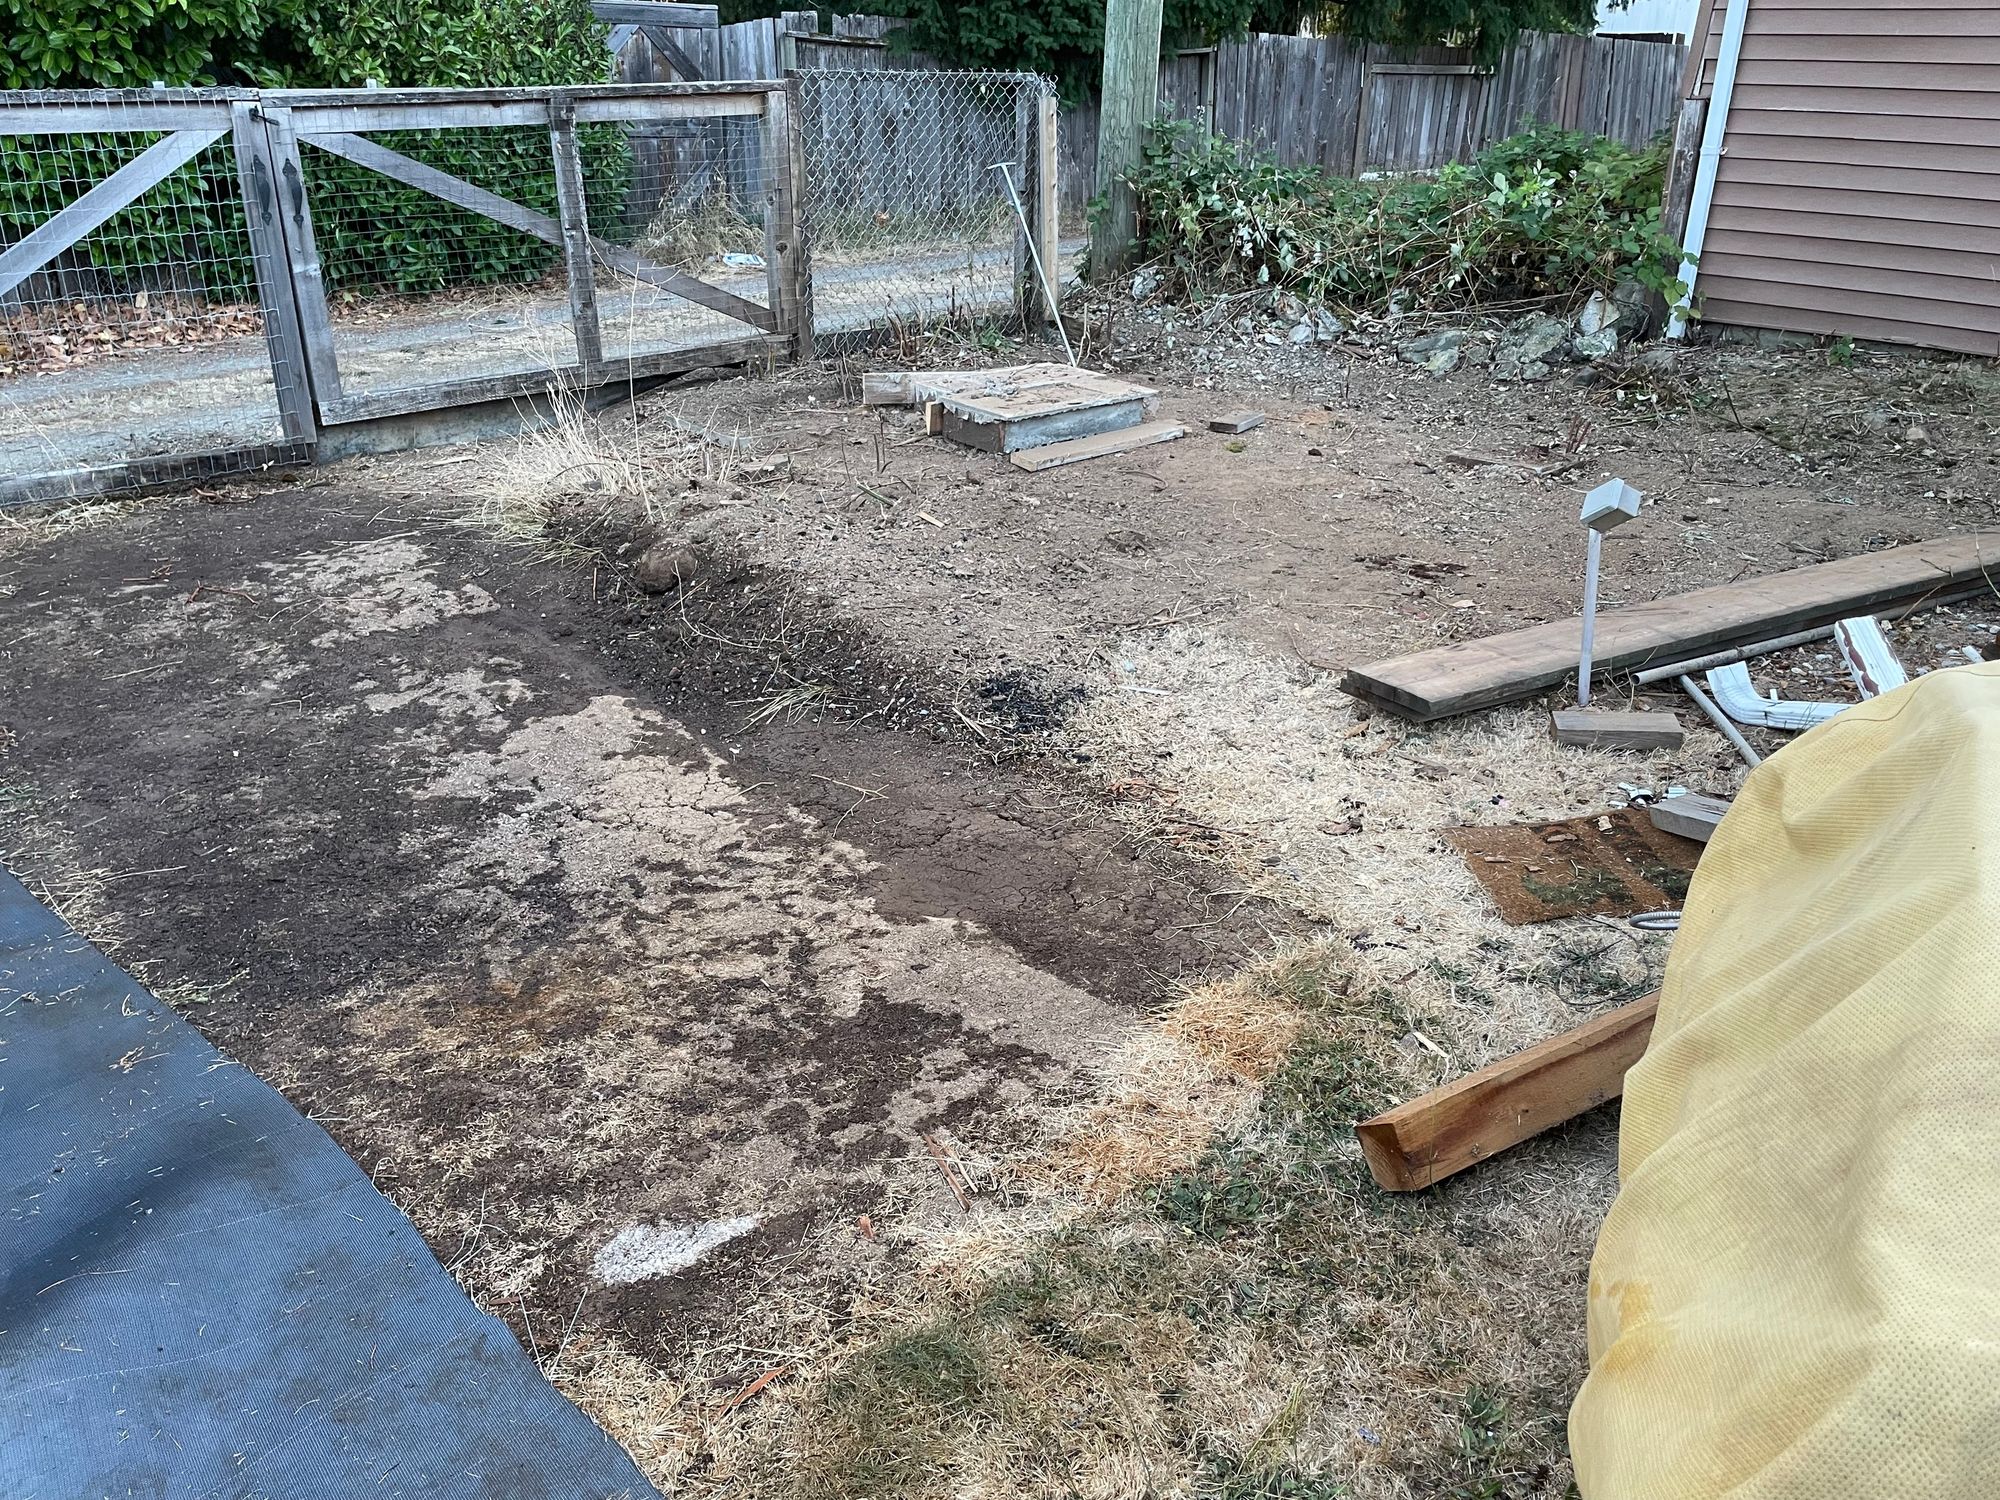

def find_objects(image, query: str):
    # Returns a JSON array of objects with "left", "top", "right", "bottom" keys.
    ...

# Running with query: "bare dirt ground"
[{"left": 4, "top": 313, "right": 1997, "bottom": 1497}]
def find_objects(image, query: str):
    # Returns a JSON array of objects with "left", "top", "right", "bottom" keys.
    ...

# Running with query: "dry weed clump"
[{"left": 472, "top": 379, "right": 750, "bottom": 564}]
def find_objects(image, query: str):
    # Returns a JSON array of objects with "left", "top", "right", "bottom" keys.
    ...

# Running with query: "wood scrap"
[
  {"left": 1447, "top": 806, "right": 1700, "bottom": 924},
  {"left": 1649, "top": 791, "right": 1730, "bottom": 843},
  {"left": 1008, "top": 420, "right": 1186, "bottom": 472},
  {"left": 1342, "top": 533, "right": 2000, "bottom": 722},
  {"left": 1356, "top": 992, "right": 1659, "bottom": 1191},
  {"left": 1208, "top": 409, "right": 1265, "bottom": 434},
  {"left": 923, "top": 1132, "right": 973, "bottom": 1210},
  {"left": 1551, "top": 708, "right": 1685, "bottom": 751}
]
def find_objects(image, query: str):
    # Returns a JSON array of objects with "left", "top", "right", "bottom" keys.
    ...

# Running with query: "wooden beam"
[
  {"left": 549, "top": 96, "right": 603, "bottom": 373},
  {"left": 1343, "top": 533, "right": 2000, "bottom": 722},
  {"left": 1034, "top": 91, "right": 1060, "bottom": 328},
  {"left": 588, "top": 1, "right": 720, "bottom": 27},
  {"left": 302, "top": 131, "right": 777, "bottom": 332},
  {"left": 0, "top": 128, "right": 225, "bottom": 300},
  {"left": 1662, "top": 96, "right": 1707, "bottom": 246},
  {"left": 229, "top": 103, "right": 316, "bottom": 446},
  {"left": 761, "top": 77, "right": 809, "bottom": 359},
  {"left": 1090, "top": 0, "right": 1164, "bottom": 281},
  {"left": 0, "top": 102, "right": 236, "bottom": 134},
  {"left": 639, "top": 24, "right": 706, "bottom": 81},
  {"left": 1649, "top": 791, "right": 1730, "bottom": 843},
  {"left": 1551, "top": 709, "right": 1685, "bottom": 751},
  {"left": 1356, "top": 993, "right": 1659, "bottom": 1193},
  {"left": 258, "top": 107, "right": 344, "bottom": 408},
  {"left": 1007, "top": 419, "right": 1186, "bottom": 471},
  {"left": 314, "top": 335, "right": 784, "bottom": 424}
]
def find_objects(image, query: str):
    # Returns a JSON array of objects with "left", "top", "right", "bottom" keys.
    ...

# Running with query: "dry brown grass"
[
  {"left": 689, "top": 625, "right": 1741, "bottom": 1500},
  {"left": 471, "top": 378, "right": 752, "bottom": 567}
]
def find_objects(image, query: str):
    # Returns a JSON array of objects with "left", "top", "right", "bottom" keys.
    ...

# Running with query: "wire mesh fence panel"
[
  {"left": 794, "top": 70, "right": 1053, "bottom": 343},
  {"left": 293, "top": 121, "right": 582, "bottom": 407},
  {"left": 0, "top": 91, "right": 308, "bottom": 505},
  {"left": 580, "top": 104, "right": 778, "bottom": 366}
]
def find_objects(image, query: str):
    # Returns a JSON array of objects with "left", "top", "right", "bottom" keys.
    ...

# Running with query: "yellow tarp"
[{"left": 1571, "top": 664, "right": 2000, "bottom": 1498}]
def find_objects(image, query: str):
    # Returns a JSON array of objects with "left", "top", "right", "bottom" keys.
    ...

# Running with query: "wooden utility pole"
[{"left": 1090, "top": 0, "right": 1163, "bottom": 282}]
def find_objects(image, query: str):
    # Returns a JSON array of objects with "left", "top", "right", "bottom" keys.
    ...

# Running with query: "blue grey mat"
[{"left": 0, "top": 871, "right": 657, "bottom": 1500}]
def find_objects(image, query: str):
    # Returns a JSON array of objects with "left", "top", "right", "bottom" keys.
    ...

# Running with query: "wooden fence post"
[
  {"left": 765, "top": 76, "right": 813, "bottom": 361},
  {"left": 230, "top": 101, "right": 317, "bottom": 446},
  {"left": 1090, "top": 0, "right": 1162, "bottom": 282},
  {"left": 255, "top": 106, "right": 345, "bottom": 409},
  {"left": 1661, "top": 95, "right": 1707, "bottom": 247},
  {"left": 549, "top": 93, "right": 604, "bottom": 376}
]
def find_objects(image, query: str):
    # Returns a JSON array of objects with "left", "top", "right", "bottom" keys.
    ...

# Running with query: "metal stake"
[
  {"left": 1579, "top": 528, "right": 1602, "bottom": 707},
  {"left": 989, "top": 160, "right": 1075, "bottom": 365},
  {"left": 1680, "top": 674, "right": 1763, "bottom": 767}
]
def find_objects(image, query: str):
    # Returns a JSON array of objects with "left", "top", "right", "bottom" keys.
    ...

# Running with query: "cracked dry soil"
[{"left": 0, "top": 488, "right": 1270, "bottom": 1383}]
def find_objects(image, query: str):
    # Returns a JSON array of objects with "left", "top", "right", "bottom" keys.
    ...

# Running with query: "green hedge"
[{"left": 1, "top": 0, "right": 617, "bottom": 306}]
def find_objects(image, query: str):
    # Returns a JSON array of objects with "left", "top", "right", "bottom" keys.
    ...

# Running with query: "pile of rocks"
[{"left": 1395, "top": 281, "right": 1657, "bottom": 382}]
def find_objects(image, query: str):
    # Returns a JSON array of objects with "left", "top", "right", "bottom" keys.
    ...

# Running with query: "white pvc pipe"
[
  {"left": 1667, "top": 0, "right": 1751, "bottom": 339},
  {"left": 1579, "top": 528, "right": 1603, "bottom": 707},
  {"left": 1705, "top": 663, "right": 1842, "bottom": 731}
]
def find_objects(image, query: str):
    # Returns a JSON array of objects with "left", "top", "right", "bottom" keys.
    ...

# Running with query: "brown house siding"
[{"left": 1681, "top": 0, "right": 2000, "bottom": 356}]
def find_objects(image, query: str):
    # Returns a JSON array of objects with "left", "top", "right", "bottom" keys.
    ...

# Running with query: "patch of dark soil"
[{"left": 0, "top": 486, "right": 1280, "bottom": 1381}]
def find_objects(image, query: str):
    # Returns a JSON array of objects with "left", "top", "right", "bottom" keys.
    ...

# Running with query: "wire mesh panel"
[
  {"left": 0, "top": 90, "right": 310, "bottom": 506},
  {"left": 793, "top": 70, "right": 1054, "bottom": 342},
  {"left": 292, "top": 119, "right": 583, "bottom": 409},
  {"left": 582, "top": 99, "right": 780, "bottom": 365}
]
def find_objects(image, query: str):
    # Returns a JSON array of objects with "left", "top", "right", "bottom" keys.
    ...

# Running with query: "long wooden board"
[
  {"left": 1007, "top": 420, "right": 1186, "bottom": 471},
  {"left": 1343, "top": 534, "right": 2000, "bottom": 721},
  {"left": 1355, "top": 993, "right": 1659, "bottom": 1192}
]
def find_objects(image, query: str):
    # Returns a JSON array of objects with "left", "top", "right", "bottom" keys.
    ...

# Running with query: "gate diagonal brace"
[{"left": 301, "top": 129, "right": 777, "bottom": 332}]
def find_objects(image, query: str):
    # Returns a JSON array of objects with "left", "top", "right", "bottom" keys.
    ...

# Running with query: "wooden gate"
[{"left": 260, "top": 83, "right": 806, "bottom": 425}]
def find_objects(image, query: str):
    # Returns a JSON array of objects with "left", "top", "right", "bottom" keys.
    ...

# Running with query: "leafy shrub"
[
  {"left": 1130, "top": 118, "right": 1687, "bottom": 315},
  {"left": 0, "top": 0, "right": 299, "bottom": 89},
  {"left": 1, "top": 0, "right": 614, "bottom": 306}
]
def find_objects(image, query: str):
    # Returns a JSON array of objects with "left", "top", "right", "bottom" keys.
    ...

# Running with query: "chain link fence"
[
  {"left": 0, "top": 90, "right": 309, "bottom": 503},
  {"left": 794, "top": 70, "right": 1056, "bottom": 345}
]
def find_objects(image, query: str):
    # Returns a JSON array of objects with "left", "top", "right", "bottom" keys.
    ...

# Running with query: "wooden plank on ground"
[
  {"left": 1356, "top": 992, "right": 1659, "bottom": 1192},
  {"left": 1342, "top": 533, "right": 2000, "bottom": 722},
  {"left": 1007, "top": 419, "right": 1186, "bottom": 471},
  {"left": 1209, "top": 409, "right": 1266, "bottom": 433},
  {"left": 1551, "top": 709, "right": 1684, "bottom": 750},
  {"left": 1649, "top": 791, "right": 1730, "bottom": 843}
]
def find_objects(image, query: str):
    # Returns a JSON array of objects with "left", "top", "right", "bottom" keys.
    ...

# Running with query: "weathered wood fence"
[
  {"left": 600, "top": 9, "right": 1683, "bottom": 218},
  {"left": 1064, "top": 32, "right": 1686, "bottom": 207}
]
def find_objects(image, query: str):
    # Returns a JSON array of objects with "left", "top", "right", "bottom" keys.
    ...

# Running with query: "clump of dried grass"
[
  {"left": 472, "top": 379, "right": 748, "bottom": 568},
  {"left": 1042, "top": 946, "right": 1323, "bottom": 1202},
  {"left": 637, "top": 192, "right": 766, "bottom": 274}
]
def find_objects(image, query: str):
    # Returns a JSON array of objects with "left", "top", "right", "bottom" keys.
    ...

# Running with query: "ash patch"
[
  {"left": 975, "top": 669, "right": 1084, "bottom": 735},
  {"left": 595, "top": 1217, "right": 763, "bottom": 1285}
]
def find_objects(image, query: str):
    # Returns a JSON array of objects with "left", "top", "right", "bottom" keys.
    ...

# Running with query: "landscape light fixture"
[{"left": 1576, "top": 478, "right": 1643, "bottom": 707}]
